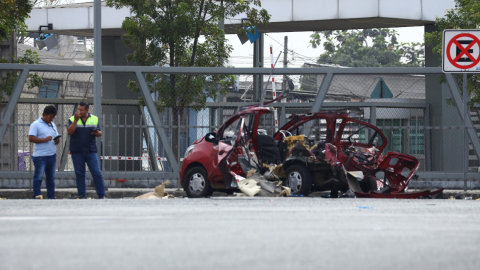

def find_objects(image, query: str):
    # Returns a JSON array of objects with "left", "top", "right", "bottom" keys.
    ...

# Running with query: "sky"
[{"left": 225, "top": 26, "right": 425, "bottom": 68}]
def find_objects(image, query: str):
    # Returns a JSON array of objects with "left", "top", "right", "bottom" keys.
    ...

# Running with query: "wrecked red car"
[{"left": 180, "top": 107, "right": 442, "bottom": 198}]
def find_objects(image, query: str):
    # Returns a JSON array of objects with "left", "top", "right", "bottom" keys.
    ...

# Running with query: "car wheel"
[
  {"left": 285, "top": 165, "right": 312, "bottom": 196},
  {"left": 184, "top": 166, "right": 212, "bottom": 198}
]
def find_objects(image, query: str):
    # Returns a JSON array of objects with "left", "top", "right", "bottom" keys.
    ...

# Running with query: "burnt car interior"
[
  {"left": 186, "top": 108, "right": 442, "bottom": 199},
  {"left": 221, "top": 111, "right": 442, "bottom": 199}
]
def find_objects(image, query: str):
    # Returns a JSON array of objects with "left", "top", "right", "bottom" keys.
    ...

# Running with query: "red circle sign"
[{"left": 446, "top": 33, "right": 480, "bottom": 69}]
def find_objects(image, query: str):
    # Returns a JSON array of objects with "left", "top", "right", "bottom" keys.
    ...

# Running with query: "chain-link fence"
[{"left": 1, "top": 66, "right": 478, "bottom": 189}]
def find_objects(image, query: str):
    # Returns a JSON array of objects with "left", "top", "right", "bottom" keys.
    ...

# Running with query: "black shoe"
[{"left": 74, "top": 195, "right": 87, "bottom": 199}]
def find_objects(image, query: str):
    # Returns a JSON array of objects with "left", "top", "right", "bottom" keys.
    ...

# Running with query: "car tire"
[
  {"left": 285, "top": 165, "right": 313, "bottom": 196},
  {"left": 184, "top": 166, "right": 213, "bottom": 198}
]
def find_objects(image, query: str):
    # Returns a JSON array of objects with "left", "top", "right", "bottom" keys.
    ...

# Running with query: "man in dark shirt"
[{"left": 68, "top": 102, "right": 106, "bottom": 199}]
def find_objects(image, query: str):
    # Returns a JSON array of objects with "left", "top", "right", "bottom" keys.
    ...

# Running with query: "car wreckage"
[{"left": 180, "top": 105, "right": 443, "bottom": 199}]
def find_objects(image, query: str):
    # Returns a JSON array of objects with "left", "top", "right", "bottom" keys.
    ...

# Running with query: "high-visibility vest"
[{"left": 68, "top": 114, "right": 99, "bottom": 153}]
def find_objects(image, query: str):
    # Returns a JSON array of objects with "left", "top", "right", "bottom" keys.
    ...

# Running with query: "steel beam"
[
  {"left": 0, "top": 171, "right": 177, "bottom": 180},
  {"left": 103, "top": 66, "right": 444, "bottom": 75},
  {"left": 279, "top": 106, "right": 286, "bottom": 127},
  {"left": 0, "top": 69, "right": 29, "bottom": 146},
  {"left": 463, "top": 73, "right": 468, "bottom": 191},
  {"left": 445, "top": 73, "right": 480, "bottom": 165},
  {"left": 303, "top": 72, "right": 334, "bottom": 135},
  {"left": 424, "top": 104, "right": 432, "bottom": 171},
  {"left": 135, "top": 71, "right": 179, "bottom": 173},
  {"left": 138, "top": 106, "right": 159, "bottom": 171},
  {"left": 0, "top": 170, "right": 476, "bottom": 182},
  {"left": 93, "top": 0, "right": 102, "bottom": 159},
  {"left": 59, "top": 104, "right": 78, "bottom": 171},
  {"left": 0, "top": 64, "right": 444, "bottom": 75},
  {"left": 370, "top": 106, "right": 377, "bottom": 126},
  {"left": 417, "top": 171, "right": 480, "bottom": 181},
  {"left": 310, "top": 72, "right": 334, "bottom": 113},
  {"left": 6, "top": 98, "right": 430, "bottom": 109},
  {"left": 9, "top": 98, "right": 144, "bottom": 105},
  {"left": 0, "top": 64, "right": 92, "bottom": 72}
]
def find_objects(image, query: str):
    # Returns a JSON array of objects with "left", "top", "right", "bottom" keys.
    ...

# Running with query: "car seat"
[{"left": 257, "top": 134, "right": 281, "bottom": 164}]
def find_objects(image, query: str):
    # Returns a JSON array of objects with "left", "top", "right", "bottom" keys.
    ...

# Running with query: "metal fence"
[{"left": 1, "top": 65, "right": 479, "bottom": 189}]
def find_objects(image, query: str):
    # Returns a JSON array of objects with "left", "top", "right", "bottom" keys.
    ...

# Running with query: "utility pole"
[
  {"left": 279, "top": 36, "right": 288, "bottom": 127},
  {"left": 282, "top": 36, "right": 288, "bottom": 92},
  {"left": 253, "top": 33, "right": 264, "bottom": 102}
]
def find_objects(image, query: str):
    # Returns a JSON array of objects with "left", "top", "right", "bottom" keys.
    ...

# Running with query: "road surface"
[{"left": 0, "top": 197, "right": 479, "bottom": 270}]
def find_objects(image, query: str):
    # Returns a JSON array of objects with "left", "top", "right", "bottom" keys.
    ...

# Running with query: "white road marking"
[{"left": 0, "top": 216, "right": 163, "bottom": 221}]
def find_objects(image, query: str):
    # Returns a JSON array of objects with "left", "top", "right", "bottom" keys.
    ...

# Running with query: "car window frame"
[{"left": 335, "top": 118, "right": 387, "bottom": 152}]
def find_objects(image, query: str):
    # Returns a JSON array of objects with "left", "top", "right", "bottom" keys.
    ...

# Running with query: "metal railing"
[{"left": 1, "top": 64, "right": 479, "bottom": 189}]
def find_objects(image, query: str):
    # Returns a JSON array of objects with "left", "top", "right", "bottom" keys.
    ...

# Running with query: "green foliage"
[
  {"left": 106, "top": 0, "right": 270, "bottom": 113},
  {"left": 0, "top": 49, "right": 43, "bottom": 101},
  {"left": 309, "top": 28, "right": 425, "bottom": 68},
  {"left": 0, "top": 0, "right": 33, "bottom": 41},
  {"left": 301, "top": 29, "right": 425, "bottom": 92},
  {"left": 424, "top": 0, "right": 480, "bottom": 108}
]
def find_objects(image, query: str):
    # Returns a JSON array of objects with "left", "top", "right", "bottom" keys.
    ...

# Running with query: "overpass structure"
[{"left": 26, "top": 0, "right": 455, "bottom": 36}]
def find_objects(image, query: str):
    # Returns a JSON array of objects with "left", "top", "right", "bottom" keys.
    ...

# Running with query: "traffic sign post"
[
  {"left": 442, "top": 30, "right": 480, "bottom": 190},
  {"left": 443, "top": 30, "right": 480, "bottom": 73}
]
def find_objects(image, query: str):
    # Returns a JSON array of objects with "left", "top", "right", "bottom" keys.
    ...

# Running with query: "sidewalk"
[
  {"left": 0, "top": 188, "right": 186, "bottom": 199},
  {"left": 0, "top": 188, "right": 479, "bottom": 199}
]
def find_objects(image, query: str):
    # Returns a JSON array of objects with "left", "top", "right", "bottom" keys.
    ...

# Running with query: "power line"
[{"left": 265, "top": 33, "right": 318, "bottom": 62}]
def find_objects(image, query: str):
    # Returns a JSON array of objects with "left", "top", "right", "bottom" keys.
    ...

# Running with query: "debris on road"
[
  {"left": 234, "top": 173, "right": 291, "bottom": 197},
  {"left": 136, "top": 181, "right": 175, "bottom": 199}
]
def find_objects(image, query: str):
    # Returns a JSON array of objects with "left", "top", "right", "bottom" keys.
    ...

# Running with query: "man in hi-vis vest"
[{"left": 68, "top": 102, "right": 106, "bottom": 199}]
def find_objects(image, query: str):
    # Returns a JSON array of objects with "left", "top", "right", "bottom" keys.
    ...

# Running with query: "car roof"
[
  {"left": 275, "top": 111, "right": 351, "bottom": 134},
  {"left": 239, "top": 107, "right": 273, "bottom": 113},
  {"left": 287, "top": 111, "right": 350, "bottom": 120}
]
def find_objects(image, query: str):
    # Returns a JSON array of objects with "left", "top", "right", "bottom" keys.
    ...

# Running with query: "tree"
[
  {"left": 0, "top": 0, "right": 34, "bottom": 43},
  {"left": 0, "top": 49, "right": 43, "bottom": 101},
  {"left": 300, "top": 29, "right": 425, "bottom": 92},
  {"left": 425, "top": 0, "right": 480, "bottom": 108},
  {"left": 309, "top": 29, "right": 424, "bottom": 68},
  {"left": 34, "top": 0, "right": 74, "bottom": 7},
  {"left": 106, "top": 0, "right": 270, "bottom": 160},
  {"left": 0, "top": 1, "right": 42, "bottom": 100}
]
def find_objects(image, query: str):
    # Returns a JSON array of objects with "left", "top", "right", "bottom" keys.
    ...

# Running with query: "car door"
[
  {"left": 335, "top": 118, "right": 387, "bottom": 172},
  {"left": 208, "top": 114, "right": 254, "bottom": 187}
]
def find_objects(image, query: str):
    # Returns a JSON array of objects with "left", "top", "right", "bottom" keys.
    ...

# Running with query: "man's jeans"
[
  {"left": 71, "top": 152, "right": 106, "bottom": 198},
  {"left": 32, "top": 154, "right": 56, "bottom": 199}
]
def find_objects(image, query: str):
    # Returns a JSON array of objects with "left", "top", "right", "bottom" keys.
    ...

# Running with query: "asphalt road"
[{"left": 0, "top": 198, "right": 479, "bottom": 270}]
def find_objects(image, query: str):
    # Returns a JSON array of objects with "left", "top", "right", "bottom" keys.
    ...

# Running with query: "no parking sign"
[{"left": 443, "top": 30, "right": 480, "bottom": 73}]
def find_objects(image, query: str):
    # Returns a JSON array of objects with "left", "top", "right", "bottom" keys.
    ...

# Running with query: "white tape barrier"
[{"left": 100, "top": 156, "right": 184, "bottom": 161}]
